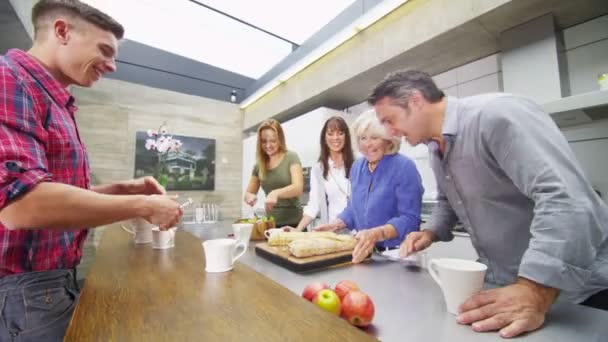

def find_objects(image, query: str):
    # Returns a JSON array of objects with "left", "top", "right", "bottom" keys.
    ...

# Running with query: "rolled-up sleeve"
[
  {"left": 427, "top": 185, "right": 459, "bottom": 242},
  {"left": 386, "top": 159, "right": 424, "bottom": 242},
  {"left": 481, "top": 97, "right": 607, "bottom": 291},
  {"left": 0, "top": 69, "right": 51, "bottom": 209},
  {"left": 338, "top": 203, "right": 355, "bottom": 229}
]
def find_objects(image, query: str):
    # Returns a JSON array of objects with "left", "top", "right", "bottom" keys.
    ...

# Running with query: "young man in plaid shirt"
[{"left": 0, "top": 1, "right": 183, "bottom": 340}]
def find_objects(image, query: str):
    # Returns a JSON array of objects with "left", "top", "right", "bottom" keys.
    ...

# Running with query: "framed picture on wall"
[{"left": 134, "top": 132, "right": 216, "bottom": 191}]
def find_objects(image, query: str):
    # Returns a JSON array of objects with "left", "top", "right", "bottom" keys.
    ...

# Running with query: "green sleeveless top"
[{"left": 253, "top": 151, "right": 303, "bottom": 226}]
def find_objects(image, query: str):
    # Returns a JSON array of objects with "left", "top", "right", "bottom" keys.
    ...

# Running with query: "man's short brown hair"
[{"left": 32, "top": 0, "right": 124, "bottom": 40}]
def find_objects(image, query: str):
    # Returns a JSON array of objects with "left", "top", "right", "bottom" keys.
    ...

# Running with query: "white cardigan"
[{"left": 303, "top": 160, "right": 349, "bottom": 226}]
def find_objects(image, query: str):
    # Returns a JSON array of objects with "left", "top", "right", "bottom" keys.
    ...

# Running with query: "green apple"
[{"left": 313, "top": 289, "right": 341, "bottom": 316}]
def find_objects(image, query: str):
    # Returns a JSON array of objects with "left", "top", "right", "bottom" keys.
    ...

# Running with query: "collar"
[
  {"left": 6, "top": 49, "right": 75, "bottom": 110},
  {"left": 441, "top": 96, "right": 459, "bottom": 136}
]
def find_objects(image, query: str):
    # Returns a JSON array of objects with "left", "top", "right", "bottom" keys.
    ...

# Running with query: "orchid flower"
[{"left": 145, "top": 139, "right": 156, "bottom": 150}]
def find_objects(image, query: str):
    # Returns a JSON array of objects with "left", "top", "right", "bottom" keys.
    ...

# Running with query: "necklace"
[{"left": 368, "top": 161, "right": 378, "bottom": 173}]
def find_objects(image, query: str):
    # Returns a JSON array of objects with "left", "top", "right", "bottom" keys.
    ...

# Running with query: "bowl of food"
[{"left": 236, "top": 216, "right": 276, "bottom": 240}]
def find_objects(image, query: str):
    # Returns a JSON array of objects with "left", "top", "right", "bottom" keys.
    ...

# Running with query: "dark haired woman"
[{"left": 285, "top": 116, "right": 354, "bottom": 232}]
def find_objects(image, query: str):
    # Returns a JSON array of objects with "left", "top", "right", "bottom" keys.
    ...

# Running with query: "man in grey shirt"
[{"left": 370, "top": 70, "right": 608, "bottom": 338}]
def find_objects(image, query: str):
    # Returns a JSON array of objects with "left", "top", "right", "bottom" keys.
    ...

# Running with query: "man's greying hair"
[
  {"left": 368, "top": 70, "right": 445, "bottom": 108},
  {"left": 32, "top": 0, "right": 124, "bottom": 40}
]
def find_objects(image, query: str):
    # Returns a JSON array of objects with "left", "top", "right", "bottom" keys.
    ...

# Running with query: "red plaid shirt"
[{"left": 0, "top": 49, "right": 90, "bottom": 276}]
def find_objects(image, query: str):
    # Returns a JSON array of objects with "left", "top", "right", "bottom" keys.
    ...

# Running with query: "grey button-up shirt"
[{"left": 427, "top": 94, "right": 608, "bottom": 303}]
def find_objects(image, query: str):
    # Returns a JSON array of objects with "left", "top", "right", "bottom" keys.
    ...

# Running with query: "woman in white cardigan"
[{"left": 286, "top": 116, "right": 355, "bottom": 231}]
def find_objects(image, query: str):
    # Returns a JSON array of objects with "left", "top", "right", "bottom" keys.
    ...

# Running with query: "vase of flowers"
[{"left": 145, "top": 122, "right": 183, "bottom": 188}]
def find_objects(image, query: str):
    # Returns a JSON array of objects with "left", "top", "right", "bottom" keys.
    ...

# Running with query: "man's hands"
[
  {"left": 457, "top": 278, "right": 558, "bottom": 338},
  {"left": 126, "top": 176, "right": 166, "bottom": 195},
  {"left": 400, "top": 229, "right": 436, "bottom": 257},
  {"left": 141, "top": 195, "right": 183, "bottom": 230}
]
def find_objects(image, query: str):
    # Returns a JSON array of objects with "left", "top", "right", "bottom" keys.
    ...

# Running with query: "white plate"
[{"left": 379, "top": 249, "right": 427, "bottom": 268}]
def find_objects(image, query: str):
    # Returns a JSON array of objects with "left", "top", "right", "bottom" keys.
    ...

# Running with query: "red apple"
[
  {"left": 302, "top": 282, "right": 330, "bottom": 302},
  {"left": 334, "top": 280, "right": 360, "bottom": 301},
  {"left": 342, "top": 291, "right": 375, "bottom": 327},
  {"left": 313, "top": 289, "right": 341, "bottom": 316}
]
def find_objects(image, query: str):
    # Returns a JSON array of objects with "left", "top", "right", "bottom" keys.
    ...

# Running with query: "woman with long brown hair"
[
  {"left": 244, "top": 119, "right": 303, "bottom": 227},
  {"left": 285, "top": 116, "right": 354, "bottom": 231}
]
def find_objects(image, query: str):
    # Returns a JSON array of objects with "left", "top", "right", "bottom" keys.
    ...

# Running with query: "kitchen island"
[{"left": 65, "top": 222, "right": 608, "bottom": 341}]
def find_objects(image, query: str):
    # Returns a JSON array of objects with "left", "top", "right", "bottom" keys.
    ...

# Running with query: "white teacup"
[
  {"left": 264, "top": 228, "right": 284, "bottom": 239},
  {"left": 152, "top": 227, "right": 176, "bottom": 249},
  {"left": 232, "top": 223, "right": 253, "bottom": 246},
  {"left": 122, "top": 218, "right": 153, "bottom": 244},
  {"left": 428, "top": 258, "right": 487, "bottom": 314},
  {"left": 202, "top": 239, "right": 246, "bottom": 273}
]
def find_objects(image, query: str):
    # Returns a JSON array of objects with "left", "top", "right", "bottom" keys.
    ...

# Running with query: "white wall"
[
  {"left": 560, "top": 15, "right": 608, "bottom": 204},
  {"left": 562, "top": 120, "right": 608, "bottom": 204}
]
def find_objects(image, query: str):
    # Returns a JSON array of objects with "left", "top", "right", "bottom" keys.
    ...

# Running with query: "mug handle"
[
  {"left": 232, "top": 242, "right": 247, "bottom": 264},
  {"left": 121, "top": 224, "right": 135, "bottom": 235},
  {"left": 264, "top": 229, "right": 271, "bottom": 239},
  {"left": 428, "top": 259, "right": 443, "bottom": 289}
]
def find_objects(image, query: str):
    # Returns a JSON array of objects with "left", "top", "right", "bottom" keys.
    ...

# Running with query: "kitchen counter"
[
  {"left": 64, "top": 225, "right": 375, "bottom": 341},
  {"left": 184, "top": 222, "right": 608, "bottom": 342}
]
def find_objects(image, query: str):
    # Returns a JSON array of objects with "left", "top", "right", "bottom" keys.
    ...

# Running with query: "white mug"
[
  {"left": 428, "top": 258, "right": 487, "bottom": 314},
  {"left": 122, "top": 218, "right": 153, "bottom": 244},
  {"left": 202, "top": 239, "right": 246, "bottom": 273},
  {"left": 152, "top": 227, "right": 176, "bottom": 249},
  {"left": 264, "top": 228, "right": 284, "bottom": 239},
  {"left": 232, "top": 223, "right": 253, "bottom": 246}
]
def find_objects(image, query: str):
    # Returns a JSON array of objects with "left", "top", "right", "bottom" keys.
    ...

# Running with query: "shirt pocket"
[
  {"left": 45, "top": 126, "right": 86, "bottom": 182},
  {"left": 23, "top": 280, "right": 78, "bottom": 330}
]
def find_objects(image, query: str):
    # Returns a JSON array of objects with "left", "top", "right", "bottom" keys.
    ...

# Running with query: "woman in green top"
[{"left": 244, "top": 119, "right": 304, "bottom": 227}]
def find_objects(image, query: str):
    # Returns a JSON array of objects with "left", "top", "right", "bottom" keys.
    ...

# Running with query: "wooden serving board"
[{"left": 255, "top": 242, "right": 356, "bottom": 273}]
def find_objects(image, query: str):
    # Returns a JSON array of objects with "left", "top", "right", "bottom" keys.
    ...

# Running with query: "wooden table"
[{"left": 64, "top": 226, "right": 376, "bottom": 341}]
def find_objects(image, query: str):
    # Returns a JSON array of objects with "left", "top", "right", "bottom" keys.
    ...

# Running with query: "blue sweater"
[{"left": 338, "top": 153, "right": 423, "bottom": 249}]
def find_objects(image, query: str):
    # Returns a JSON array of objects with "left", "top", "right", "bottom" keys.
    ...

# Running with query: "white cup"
[
  {"left": 428, "top": 258, "right": 487, "bottom": 314},
  {"left": 232, "top": 223, "right": 253, "bottom": 246},
  {"left": 202, "top": 239, "right": 246, "bottom": 273},
  {"left": 122, "top": 218, "right": 153, "bottom": 244},
  {"left": 264, "top": 228, "right": 284, "bottom": 239},
  {"left": 152, "top": 227, "right": 176, "bottom": 249}
]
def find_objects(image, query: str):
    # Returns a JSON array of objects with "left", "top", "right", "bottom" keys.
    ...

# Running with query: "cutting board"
[{"left": 255, "top": 242, "right": 357, "bottom": 273}]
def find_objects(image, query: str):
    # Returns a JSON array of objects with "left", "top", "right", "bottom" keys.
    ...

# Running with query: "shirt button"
[
  {"left": 457, "top": 200, "right": 462, "bottom": 205},
  {"left": 445, "top": 175, "right": 451, "bottom": 180}
]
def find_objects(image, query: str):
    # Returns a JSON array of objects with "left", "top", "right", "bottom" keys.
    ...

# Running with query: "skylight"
[{"left": 83, "top": 0, "right": 356, "bottom": 79}]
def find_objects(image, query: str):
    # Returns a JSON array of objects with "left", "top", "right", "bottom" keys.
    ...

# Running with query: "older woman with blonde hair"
[{"left": 314, "top": 110, "right": 423, "bottom": 263}]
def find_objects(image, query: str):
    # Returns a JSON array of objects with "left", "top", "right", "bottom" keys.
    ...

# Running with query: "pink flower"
[
  {"left": 160, "top": 127, "right": 168, "bottom": 135},
  {"left": 147, "top": 129, "right": 157, "bottom": 137},
  {"left": 156, "top": 139, "right": 171, "bottom": 153},
  {"left": 145, "top": 139, "right": 156, "bottom": 150},
  {"left": 170, "top": 139, "right": 182, "bottom": 152}
]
